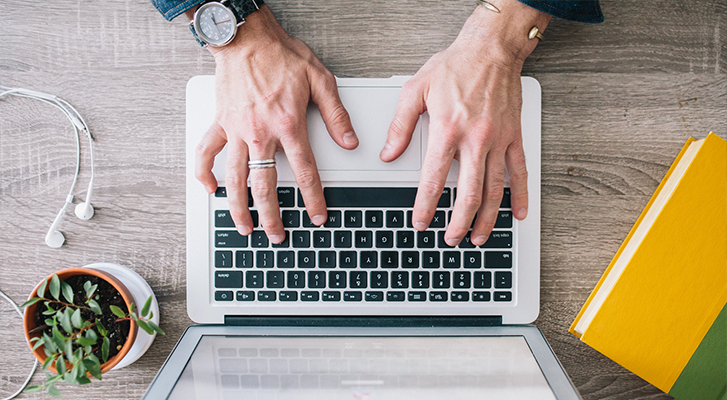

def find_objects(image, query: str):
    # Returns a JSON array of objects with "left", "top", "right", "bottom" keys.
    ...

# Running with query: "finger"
[
  {"left": 309, "top": 69, "right": 358, "bottom": 150},
  {"left": 381, "top": 80, "right": 427, "bottom": 162},
  {"left": 247, "top": 139, "right": 286, "bottom": 244},
  {"left": 505, "top": 138, "right": 529, "bottom": 220},
  {"left": 195, "top": 121, "right": 228, "bottom": 194},
  {"left": 280, "top": 125, "right": 327, "bottom": 227},
  {"left": 445, "top": 149, "right": 486, "bottom": 246},
  {"left": 471, "top": 151, "right": 506, "bottom": 246},
  {"left": 225, "top": 139, "right": 254, "bottom": 236},
  {"left": 411, "top": 124, "right": 456, "bottom": 231}
]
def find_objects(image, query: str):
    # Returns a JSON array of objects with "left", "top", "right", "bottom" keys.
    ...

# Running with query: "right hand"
[{"left": 193, "top": 5, "right": 358, "bottom": 244}]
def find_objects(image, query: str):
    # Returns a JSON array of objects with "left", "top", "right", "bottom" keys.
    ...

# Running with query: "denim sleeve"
[
  {"left": 517, "top": 0, "right": 603, "bottom": 23},
  {"left": 151, "top": 0, "right": 205, "bottom": 21}
]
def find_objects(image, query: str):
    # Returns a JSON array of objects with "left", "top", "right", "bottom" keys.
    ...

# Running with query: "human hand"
[
  {"left": 380, "top": 0, "right": 550, "bottom": 246},
  {"left": 193, "top": 6, "right": 358, "bottom": 243}
]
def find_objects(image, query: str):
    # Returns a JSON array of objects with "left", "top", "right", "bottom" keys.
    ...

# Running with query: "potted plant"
[{"left": 21, "top": 263, "right": 164, "bottom": 396}]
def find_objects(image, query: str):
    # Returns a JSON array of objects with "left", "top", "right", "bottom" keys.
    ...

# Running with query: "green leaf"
[
  {"left": 85, "top": 282, "right": 98, "bottom": 301},
  {"left": 47, "top": 374, "right": 64, "bottom": 385},
  {"left": 71, "top": 308, "right": 82, "bottom": 329},
  {"left": 88, "top": 299, "right": 102, "bottom": 315},
  {"left": 141, "top": 296, "right": 152, "bottom": 318},
  {"left": 85, "top": 329, "right": 98, "bottom": 341},
  {"left": 95, "top": 318, "right": 108, "bottom": 336},
  {"left": 32, "top": 340, "right": 45, "bottom": 351},
  {"left": 129, "top": 302, "right": 135, "bottom": 312},
  {"left": 64, "top": 339, "right": 74, "bottom": 361},
  {"left": 20, "top": 297, "right": 42, "bottom": 308},
  {"left": 37, "top": 277, "right": 48, "bottom": 298},
  {"left": 149, "top": 311, "right": 154, "bottom": 319},
  {"left": 24, "top": 385, "right": 43, "bottom": 393},
  {"left": 46, "top": 384, "right": 62, "bottom": 397},
  {"left": 61, "top": 281, "right": 74, "bottom": 304},
  {"left": 49, "top": 274, "right": 61, "bottom": 301},
  {"left": 147, "top": 320, "right": 166, "bottom": 335},
  {"left": 58, "top": 308, "right": 72, "bottom": 334},
  {"left": 65, "top": 368, "right": 78, "bottom": 385},
  {"left": 56, "top": 355, "right": 66, "bottom": 375},
  {"left": 83, "top": 281, "right": 91, "bottom": 296},
  {"left": 102, "top": 337, "right": 110, "bottom": 363},
  {"left": 74, "top": 347, "right": 83, "bottom": 363},
  {"left": 77, "top": 376, "right": 91, "bottom": 385},
  {"left": 76, "top": 336, "right": 95, "bottom": 347},
  {"left": 83, "top": 358, "right": 102, "bottom": 380},
  {"left": 76, "top": 358, "right": 87, "bottom": 379},
  {"left": 136, "top": 319, "right": 154, "bottom": 335},
  {"left": 42, "top": 353, "right": 56, "bottom": 370},
  {"left": 130, "top": 311, "right": 138, "bottom": 320},
  {"left": 51, "top": 327, "right": 65, "bottom": 350},
  {"left": 109, "top": 305, "right": 126, "bottom": 318},
  {"left": 43, "top": 309, "right": 57, "bottom": 316},
  {"left": 84, "top": 345, "right": 92, "bottom": 355},
  {"left": 44, "top": 318, "right": 55, "bottom": 326},
  {"left": 42, "top": 333, "right": 57, "bottom": 353}
]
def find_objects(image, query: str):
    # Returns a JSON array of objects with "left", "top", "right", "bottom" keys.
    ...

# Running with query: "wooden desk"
[{"left": 1, "top": 0, "right": 724, "bottom": 398}]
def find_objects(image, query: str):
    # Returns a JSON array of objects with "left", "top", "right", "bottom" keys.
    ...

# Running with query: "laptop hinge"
[{"left": 224, "top": 316, "right": 503, "bottom": 327}]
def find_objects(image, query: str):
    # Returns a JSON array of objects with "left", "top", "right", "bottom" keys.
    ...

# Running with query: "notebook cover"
[{"left": 569, "top": 133, "right": 727, "bottom": 399}]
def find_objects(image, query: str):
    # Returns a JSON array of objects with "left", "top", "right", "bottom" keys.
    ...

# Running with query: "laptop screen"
[{"left": 167, "top": 335, "right": 556, "bottom": 400}]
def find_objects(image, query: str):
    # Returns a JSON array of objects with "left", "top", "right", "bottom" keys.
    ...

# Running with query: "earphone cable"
[{"left": 0, "top": 288, "right": 38, "bottom": 400}]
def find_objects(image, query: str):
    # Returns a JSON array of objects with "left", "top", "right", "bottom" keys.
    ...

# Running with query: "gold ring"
[
  {"left": 248, "top": 158, "right": 276, "bottom": 169},
  {"left": 528, "top": 26, "right": 544, "bottom": 40}
]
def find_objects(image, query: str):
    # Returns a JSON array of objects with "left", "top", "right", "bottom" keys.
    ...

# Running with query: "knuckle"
[
  {"left": 419, "top": 180, "right": 444, "bottom": 199},
  {"left": 251, "top": 181, "right": 276, "bottom": 201},
  {"left": 295, "top": 168, "right": 320, "bottom": 189},
  {"left": 327, "top": 105, "right": 351, "bottom": 128},
  {"left": 225, "top": 172, "right": 245, "bottom": 188},
  {"left": 458, "top": 192, "right": 482, "bottom": 211}
]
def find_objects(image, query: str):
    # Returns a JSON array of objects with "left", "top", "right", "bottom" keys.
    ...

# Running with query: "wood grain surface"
[{"left": 1, "top": 0, "right": 725, "bottom": 398}]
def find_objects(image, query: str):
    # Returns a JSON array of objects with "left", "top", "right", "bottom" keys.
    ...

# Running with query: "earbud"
[
  {"left": 46, "top": 201, "right": 70, "bottom": 248},
  {"left": 74, "top": 179, "right": 94, "bottom": 220}
]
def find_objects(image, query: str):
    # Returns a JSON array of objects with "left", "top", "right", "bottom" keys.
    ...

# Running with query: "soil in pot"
[{"left": 31, "top": 274, "right": 131, "bottom": 362}]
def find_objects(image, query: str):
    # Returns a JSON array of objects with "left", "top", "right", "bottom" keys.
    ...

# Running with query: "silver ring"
[{"left": 248, "top": 158, "right": 276, "bottom": 169}]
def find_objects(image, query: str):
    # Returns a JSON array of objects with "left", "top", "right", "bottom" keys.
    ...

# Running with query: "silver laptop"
[{"left": 141, "top": 76, "right": 579, "bottom": 399}]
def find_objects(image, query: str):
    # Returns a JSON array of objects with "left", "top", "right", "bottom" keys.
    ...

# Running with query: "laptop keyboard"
[{"left": 211, "top": 187, "right": 514, "bottom": 304}]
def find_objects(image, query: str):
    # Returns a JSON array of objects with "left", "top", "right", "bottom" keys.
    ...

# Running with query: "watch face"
[{"left": 194, "top": 2, "right": 237, "bottom": 47}]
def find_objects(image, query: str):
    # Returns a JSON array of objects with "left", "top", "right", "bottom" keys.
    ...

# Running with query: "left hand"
[{"left": 380, "top": 0, "right": 551, "bottom": 246}]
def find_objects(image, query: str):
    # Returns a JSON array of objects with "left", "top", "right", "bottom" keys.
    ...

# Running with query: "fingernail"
[
  {"left": 413, "top": 222, "right": 427, "bottom": 231},
  {"left": 517, "top": 208, "right": 528, "bottom": 219},
  {"left": 342, "top": 131, "right": 358, "bottom": 146},
  {"left": 236, "top": 224, "right": 252, "bottom": 236},
  {"left": 446, "top": 237, "right": 461, "bottom": 247},
  {"left": 206, "top": 186, "right": 215, "bottom": 194},
  {"left": 269, "top": 234, "right": 285, "bottom": 243},
  {"left": 312, "top": 214, "right": 327, "bottom": 226},
  {"left": 474, "top": 236, "right": 488, "bottom": 246}
]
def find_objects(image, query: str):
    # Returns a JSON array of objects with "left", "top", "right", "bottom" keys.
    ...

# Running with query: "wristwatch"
[{"left": 189, "top": 0, "right": 265, "bottom": 47}]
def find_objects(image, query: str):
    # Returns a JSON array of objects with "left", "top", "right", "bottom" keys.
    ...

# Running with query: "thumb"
[
  {"left": 381, "top": 79, "right": 426, "bottom": 162},
  {"left": 309, "top": 69, "right": 358, "bottom": 150}
]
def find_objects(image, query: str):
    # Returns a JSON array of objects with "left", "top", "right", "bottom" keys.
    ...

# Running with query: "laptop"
[{"left": 142, "top": 76, "right": 581, "bottom": 399}]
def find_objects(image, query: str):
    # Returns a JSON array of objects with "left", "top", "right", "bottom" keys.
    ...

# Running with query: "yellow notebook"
[{"left": 570, "top": 133, "right": 727, "bottom": 400}]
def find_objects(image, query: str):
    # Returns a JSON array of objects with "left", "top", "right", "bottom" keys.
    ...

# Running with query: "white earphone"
[{"left": 0, "top": 86, "right": 96, "bottom": 248}]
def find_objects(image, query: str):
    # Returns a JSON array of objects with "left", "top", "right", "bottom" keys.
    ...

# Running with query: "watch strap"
[
  {"left": 189, "top": 24, "right": 207, "bottom": 47},
  {"left": 227, "top": 0, "right": 265, "bottom": 20}
]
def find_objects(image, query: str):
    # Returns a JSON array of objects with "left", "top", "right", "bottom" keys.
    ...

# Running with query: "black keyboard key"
[
  {"left": 271, "top": 231, "right": 290, "bottom": 248},
  {"left": 344, "top": 291, "right": 362, "bottom": 301},
  {"left": 430, "top": 211, "right": 446, "bottom": 228},
  {"left": 308, "top": 271, "right": 326, "bottom": 288},
  {"left": 214, "top": 187, "right": 227, "bottom": 198},
  {"left": 277, "top": 187, "right": 295, "bottom": 207},
  {"left": 246, "top": 271, "right": 263, "bottom": 288},
  {"left": 365, "top": 291, "right": 384, "bottom": 302},
  {"left": 344, "top": 210, "right": 363, "bottom": 227},
  {"left": 408, "top": 291, "right": 426, "bottom": 302},
  {"left": 313, "top": 231, "right": 331, "bottom": 248},
  {"left": 256, "top": 251, "right": 274, "bottom": 268},
  {"left": 451, "top": 292, "right": 470, "bottom": 302},
  {"left": 376, "top": 231, "right": 394, "bottom": 248},
  {"left": 322, "top": 291, "right": 341, "bottom": 301},
  {"left": 501, "top": 188, "right": 511, "bottom": 208},
  {"left": 443, "top": 252, "right": 461, "bottom": 269},
  {"left": 387, "top": 291, "right": 405, "bottom": 302},
  {"left": 464, "top": 252, "right": 481, "bottom": 269},
  {"left": 458, "top": 232, "right": 476, "bottom": 249},
  {"left": 417, "top": 231, "right": 435, "bottom": 248},
  {"left": 391, "top": 271, "right": 409, "bottom": 289},
  {"left": 258, "top": 291, "right": 276, "bottom": 301},
  {"left": 301, "top": 291, "right": 319, "bottom": 301},
  {"left": 325, "top": 188, "right": 417, "bottom": 208},
  {"left": 365, "top": 210, "right": 384, "bottom": 228},
  {"left": 474, "top": 271, "right": 492, "bottom": 288},
  {"left": 482, "top": 231, "right": 513, "bottom": 249},
  {"left": 495, "top": 271, "right": 512, "bottom": 289},
  {"left": 485, "top": 251, "right": 512, "bottom": 269},
  {"left": 292, "top": 231, "right": 310, "bottom": 248},
  {"left": 495, "top": 211, "right": 513, "bottom": 229},
  {"left": 429, "top": 291, "right": 448, "bottom": 302},
  {"left": 215, "top": 291, "right": 233, "bottom": 301},
  {"left": 411, "top": 271, "right": 429, "bottom": 289},
  {"left": 236, "top": 291, "right": 254, "bottom": 301},
  {"left": 402, "top": 251, "right": 419, "bottom": 268},
  {"left": 329, "top": 271, "right": 346, "bottom": 289},
  {"left": 215, "top": 231, "right": 248, "bottom": 248},
  {"left": 432, "top": 271, "right": 450, "bottom": 288},
  {"left": 370, "top": 271, "right": 388, "bottom": 288},
  {"left": 325, "top": 211, "right": 342, "bottom": 228},
  {"left": 302, "top": 211, "right": 316, "bottom": 227},
  {"left": 355, "top": 231, "right": 373, "bottom": 248},
  {"left": 298, "top": 251, "right": 315, "bottom": 268},
  {"left": 279, "top": 291, "right": 298, "bottom": 301},
  {"left": 288, "top": 271, "right": 305, "bottom": 288},
  {"left": 453, "top": 271, "right": 471, "bottom": 289},
  {"left": 250, "top": 231, "right": 269, "bottom": 248},
  {"left": 249, "top": 210, "right": 259, "bottom": 228},
  {"left": 350, "top": 271, "right": 368, "bottom": 289},
  {"left": 277, "top": 251, "right": 295, "bottom": 268},
  {"left": 236, "top": 250, "right": 254, "bottom": 268},
  {"left": 339, "top": 251, "right": 357, "bottom": 268},
  {"left": 473, "top": 292, "right": 491, "bottom": 301},
  {"left": 215, "top": 210, "right": 235, "bottom": 228},
  {"left": 334, "top": 231, "right": 352, "bottom": 248},
  {"left": 360, "top": 251, "right": 378, "bottom": 268},
  {"left": 438, "top": 188, "right": 452, "bottom": 208},
  {"left": 437, "top": 231, "right": 453, "bottom": 249},
  {"left": 407, "top": 210, "right": 413, "bottom": 228},
  {"left": 215, "top": 250, "right": 233, "bottom": 268},
  {"left": 266, "top": 271, "right": 284, "bottom": 288},
  {"left": 282, "top": 210, "right": 300, "bottom": 228},
  {"left": 381, "top": 251, "right": 398, "bottom": 268},
  {"left": 386, "top": 211, "right": 404, "bottom": 228},
  {"left": 318, "top": 251, "right": 336, "bottom": 268},
  {"left": 422, "top": 252, "right": 440, "bottom": 269},
  {"left": 397, "top": 231, "right": 415, "bottom": 248},
  {"left": 215, "top": 271, "right": 243, "bottom": 288},
  {"left": 494, "top": 291, "right": 512, "bottom": 302}
]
